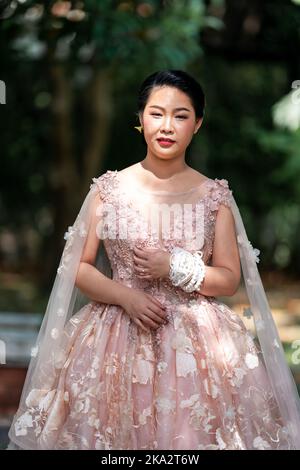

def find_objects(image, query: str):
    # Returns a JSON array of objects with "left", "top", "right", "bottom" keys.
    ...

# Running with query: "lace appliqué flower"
[
  {"left": 206, "top": 178, "right": 233, "bottom": 212},
  {"left": 253, "top": 436, "right": 271, "bottom": 450},
  {"left": 243, "top": 307, "right": 253, "bottom": 319},
  {"left": 57, "top": 220, "right": 88, "bottom": 275},
  {"left": 237, "top": 235, "right": 260, "bottom": 264},
  {"left": 90, "top": 170, "right": 119, "bottom": 203}
]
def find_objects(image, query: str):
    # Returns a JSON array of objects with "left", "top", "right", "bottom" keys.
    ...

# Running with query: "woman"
[{"left": 7, "top": 70, "right": 300, "bottom": 450}]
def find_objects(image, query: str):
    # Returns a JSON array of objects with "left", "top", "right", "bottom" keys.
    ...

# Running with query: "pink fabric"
[{"left": 8, "top": 171, "right": 293, "bottom": 449}]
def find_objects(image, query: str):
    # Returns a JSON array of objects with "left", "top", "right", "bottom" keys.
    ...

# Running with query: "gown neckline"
[{"left": 115, "top": 169, "right": 212, "bottom": 196}]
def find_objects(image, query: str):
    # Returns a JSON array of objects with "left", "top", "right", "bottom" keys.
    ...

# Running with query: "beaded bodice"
[{"left": 90, "top": 170, "right": 233, "bottom": 304}]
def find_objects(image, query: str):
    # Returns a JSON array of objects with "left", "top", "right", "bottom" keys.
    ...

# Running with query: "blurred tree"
[{"left": 0, "top": 0, "right": 223, "bottom": 288}]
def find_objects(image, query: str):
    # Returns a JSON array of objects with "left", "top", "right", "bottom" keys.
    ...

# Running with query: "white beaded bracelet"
[
  {"left": 169, "top": 247, "right": 206, "bottom": 293},
  {"left": 182, "top": 251, "right": 206, "bottom": 292},
  {"left": 169, "top": 247, "right": 194, "bottom": 287}
]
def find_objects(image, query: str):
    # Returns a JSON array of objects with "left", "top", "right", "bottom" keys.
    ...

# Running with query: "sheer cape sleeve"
[
  {"left": 7, "top": 174, "right": 113, "bottom": 449},
  {"left": 219, "top": 181, "right": 300, "bottom": 448}
]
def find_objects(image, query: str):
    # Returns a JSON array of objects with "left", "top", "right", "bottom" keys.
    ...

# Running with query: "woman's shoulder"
[
  {"left": 187, "top": 168, "right": 231, "bottom": 190},
  {"left": 90, "top": 169, "right": 119, "bottom": 199},
  {"left": 92, "top": 169, "right": 118, "bottom": 184},
  {"left": 211, "top": 177, "right": 231, "bottom": 190},
  {"left": 204, "top": 176, "right": 233, "bottom": 210}
]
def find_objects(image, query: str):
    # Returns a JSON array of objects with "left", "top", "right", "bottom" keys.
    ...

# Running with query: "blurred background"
[{"left": 0, "top": 0, "right": 300, "bottom": 449}]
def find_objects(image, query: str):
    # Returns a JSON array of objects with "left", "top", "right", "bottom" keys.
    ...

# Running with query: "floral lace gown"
[{"left": 9, "top": 170, "right": 292, "bottom": 450}]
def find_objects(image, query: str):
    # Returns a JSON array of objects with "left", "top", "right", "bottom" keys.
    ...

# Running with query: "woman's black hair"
[{"left": 136, "top": 69, "right": 205, "bottom": 122}]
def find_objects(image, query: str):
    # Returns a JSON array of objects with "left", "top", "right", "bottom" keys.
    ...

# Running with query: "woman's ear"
[
  {"left": 194, "top": 117, "right": 203, "bottom": 134},
  {"left": 139, "top": 113, "right": 144, "bottom": 128}
]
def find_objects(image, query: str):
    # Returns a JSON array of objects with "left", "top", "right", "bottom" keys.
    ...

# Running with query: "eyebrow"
[{"left": 149, "top": 105, "right": 191, "bottom": 112}]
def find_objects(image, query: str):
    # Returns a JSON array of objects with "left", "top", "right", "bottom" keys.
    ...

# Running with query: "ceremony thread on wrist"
[{"left": 168, "top": 247, "right": 206, "bottom": 293}]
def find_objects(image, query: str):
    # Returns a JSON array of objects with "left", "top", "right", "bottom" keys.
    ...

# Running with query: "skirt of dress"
[{"left": 9, "top": 297, "right": 292, "bottom": 450}]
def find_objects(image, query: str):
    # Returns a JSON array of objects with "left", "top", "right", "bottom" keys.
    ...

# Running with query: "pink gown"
[{"left": 8, "top": 170, "right": 292, "bottom": 450}]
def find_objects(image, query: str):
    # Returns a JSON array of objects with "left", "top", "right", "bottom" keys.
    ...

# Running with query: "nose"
[{"left": 160, "top": 116, "right": 174, "bottom": 134}]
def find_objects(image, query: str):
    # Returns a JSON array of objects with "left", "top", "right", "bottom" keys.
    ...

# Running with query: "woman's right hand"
[{"left": 120, "top": 288, "right": 168, "bottom": 332}]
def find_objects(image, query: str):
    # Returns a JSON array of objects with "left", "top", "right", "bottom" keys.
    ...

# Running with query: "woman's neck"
[{"left": 139, "top": 158, "right": 189, "bottom": 182}]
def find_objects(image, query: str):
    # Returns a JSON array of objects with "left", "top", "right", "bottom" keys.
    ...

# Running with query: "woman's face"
[{"left": 140, "top": 85, "right": 203, "bottom": 160}]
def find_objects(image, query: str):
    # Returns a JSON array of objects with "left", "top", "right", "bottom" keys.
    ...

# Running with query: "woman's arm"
[
  {"left": 75, "top": 192, "right": 130, "bottom": 306},
  {"left": 196, "top": 204, "right": 241, "bottom": 297}
]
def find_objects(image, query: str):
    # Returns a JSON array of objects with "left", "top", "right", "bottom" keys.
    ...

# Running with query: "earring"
[{"left": 134, "top": 126, "right": 143, "bottom": 133}]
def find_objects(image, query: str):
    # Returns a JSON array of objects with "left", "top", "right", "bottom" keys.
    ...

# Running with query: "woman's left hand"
[{"left": 133, "top": 244, "right": 171, "bottom": 280}]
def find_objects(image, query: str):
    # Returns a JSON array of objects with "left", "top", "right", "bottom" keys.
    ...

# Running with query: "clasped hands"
[{"left": 133, "top": 243, "right": 171, "bottom": 281}]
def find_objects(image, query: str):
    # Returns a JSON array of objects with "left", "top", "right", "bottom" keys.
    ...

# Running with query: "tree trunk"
[
  {"left": 81, "top": 67, "right": 114, "bottom": 197},
  {"left": 39, "top": 65, "right": 114, "bottom": 291},
  {"left": 40, "top": 64, "right": 79, "bottom": 290}
]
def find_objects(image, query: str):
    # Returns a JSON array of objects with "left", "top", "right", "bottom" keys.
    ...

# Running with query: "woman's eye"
[{"left": 150, "top": 113, "right": 187, "bottom": 119}]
